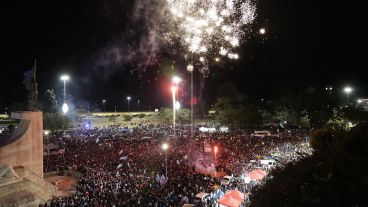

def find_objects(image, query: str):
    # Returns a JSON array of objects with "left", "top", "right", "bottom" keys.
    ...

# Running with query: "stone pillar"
[{"left": 0, "top": 111, "right": 43, "bottom": 178}]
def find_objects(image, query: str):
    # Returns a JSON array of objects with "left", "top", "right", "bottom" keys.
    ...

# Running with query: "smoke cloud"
[{"left": 90, "top": 0, "right": 167, "bottom": 79}]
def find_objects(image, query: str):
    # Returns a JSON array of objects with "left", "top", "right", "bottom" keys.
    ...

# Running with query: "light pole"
[
  {"left": 171, "top": 86, "right": 177, "bottom": 138},
  {"left": 162, "top": 143, "right": 169, "bottom": 179},
  {"left": 137, "top": 99, "right": 140, "bottom": 112},
  {"left": 187, "top": 64, "right": 194, "bottom": 138},
  {"left": 126, "top": 96, "right": 131, "bottom": 112},
  {"left": 344, "top": 87, "right": 353, "bottom": 104},
  {"left": 172, "top": 76, "right": 181, "bottom": 109},
  {"left": 214, "top": 146, "right": 218, "bottom": 177},
  {"left": 214, "top": 146, "right": 218, "bottom": 163},
  {"left": 102, "top": 99, "right": 106, "bottom": 112},
  {"left": 60, "top": 75, "right": 69, "bottom": 114},
  {"left": 172, "top": 76, "right": 181, "bottom": 92}
]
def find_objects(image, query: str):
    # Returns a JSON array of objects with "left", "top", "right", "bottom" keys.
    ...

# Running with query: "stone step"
[
  {"left": 0, "top": 179, "right": 29, "bottom": 197},
  {"left": 0, "top": 179, "right": 52, "bottom": 203},
  {"left": 0, "top": 190, "right": 46, "bottom": 207}
]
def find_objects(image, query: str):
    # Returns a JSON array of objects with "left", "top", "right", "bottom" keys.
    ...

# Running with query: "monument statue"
[{"left": 23, "top": 59, "right": 39, "bottom": 111}]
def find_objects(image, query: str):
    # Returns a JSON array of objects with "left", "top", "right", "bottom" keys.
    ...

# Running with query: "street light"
[
  {"left": 187, "top": 64, "right": 194, "bottom": 138},
  {"left": 325, "top": 86, "right": 333, "bottom": 95},
  {"left": 126, "top": 96, "right": 131, "bottom": 112},
  {"left": 162, "top": 143, "right": 169, "bottom": 179},
  {"left": 325, "top": 87, "right": 333, "bottom": 91},
  {"left": 259, "top": 28, "right": 266, "bottom": 35},
  {"left": 172, "top": 76, "right": 181, "bottom": 86},
  {"left": 174, "top": 101, "right": 181, "bottom": 110},
  {"left": 137, "top": 99, "right": 140, "bottom": 112},
  {"left": 102, "top": 99, "right": 106, "bottom": 112},
  {"left": 344, "top": 86, "right": 353, "bottom": 103},
  {"left": 214, "top": 146, "right": 218, "bottom": 177},
  {"left": 60, "top": 75, "right": 69, "bottom": 114},
  {"left": 171, "top": 86, "right": 177, "bottom": 138},
  {"left": 172, "top": 76, "right": 181, "bottom": 103},
  {"left": 62, "top": 103, "right": 69, "bottom": 114}
]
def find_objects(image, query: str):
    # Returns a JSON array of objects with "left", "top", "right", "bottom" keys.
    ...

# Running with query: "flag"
[
  {"left": 160, "top": 175, "right": 167, "bottom": 185},
  {"left": 119, "top": 156, "right": 128, "bottom": 160}
]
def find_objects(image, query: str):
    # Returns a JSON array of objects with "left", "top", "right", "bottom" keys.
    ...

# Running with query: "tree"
[
  {"left": 299, "top": 113, "right": 310, "bottom": 128},
  {"left": 215, "top": 97, "right": 261, "bottom": 128},
  {"left": 45, "top": 89, "right": 58, "bottom": 112},
  {"left": 155, "top": 107, "right": 190, "bottom": 124},
  {"left": 156, "top": 107, "right": 172, "bottom": 123},
  {"left": 250, "top": 123, "right": 368, "bottom": 206},
  {"left": 176, "top": 108, "right": 190, "bottom": 123},
  {"left": 108, "top": 116, "right": 117, "bottom": 123},
  {"left": 123, "top": 114, "right": 132, "bottom": 122},
  {"left": 43, "top": 112, "right": 73, "bottom": 132},
  {"left": 342, "top": 107, "right": 368, "bottom": 123},
  {"left": 217, "top": 81, "right": 239, "bottom": 99},
  {"left": 214, "top": 82, "right": 263, "bottom": 128}
]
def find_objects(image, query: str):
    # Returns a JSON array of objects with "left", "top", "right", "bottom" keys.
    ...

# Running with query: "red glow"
[
  {"left": 214, "top": 146, "right": 218, "bottom": 153},
  {"left": 189, "top": 96, "right": 198, "bottom": 106},
  {"left": 171, "top": 86, "right": 177, "bottom": 94}
]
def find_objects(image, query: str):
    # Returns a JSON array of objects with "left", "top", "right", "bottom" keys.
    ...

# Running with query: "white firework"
[{"left": 163, "top": 0, "right": 256, "bottom": 74}]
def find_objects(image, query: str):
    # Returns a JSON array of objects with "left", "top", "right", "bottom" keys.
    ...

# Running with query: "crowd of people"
[{"left": 42, "top": 124, "right": 310, "bottom": 207}]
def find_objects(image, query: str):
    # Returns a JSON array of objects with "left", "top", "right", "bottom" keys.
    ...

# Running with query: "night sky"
[{"left": 0, "top": 0, "right": 366, "bottom": 112}]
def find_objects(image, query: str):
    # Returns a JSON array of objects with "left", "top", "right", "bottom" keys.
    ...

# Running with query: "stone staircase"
[
  {"left": 14, "top": 166, "right": 56, "bottom": 201},
  {"left": 0, "top": 166, "right": 55, "bottom": 207},
  {"left": 0, "top": 190, "right": 45, "bottom": 207}
]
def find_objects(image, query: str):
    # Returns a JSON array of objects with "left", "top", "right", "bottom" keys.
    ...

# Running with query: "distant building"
[{"left": 357, "top": 99, "right": 368, "bottom": 111}]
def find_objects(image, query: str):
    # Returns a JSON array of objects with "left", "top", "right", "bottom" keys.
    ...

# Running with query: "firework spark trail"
[{"left": 163, "top": 0, "right": 256, "bottom": 75}]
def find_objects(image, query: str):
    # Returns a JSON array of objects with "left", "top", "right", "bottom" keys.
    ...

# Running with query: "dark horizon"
[{"left": 1, "top": 0, "right": 366, "bottom": 112}]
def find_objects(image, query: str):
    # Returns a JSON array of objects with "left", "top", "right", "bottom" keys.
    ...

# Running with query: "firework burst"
[{"left": 163, "top": 0, "right": 256, "bottom": 74}]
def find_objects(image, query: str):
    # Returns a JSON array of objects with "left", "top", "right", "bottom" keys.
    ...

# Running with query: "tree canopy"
[
  {"left": 250, "top": 123, "right": 368, "bottom": 206},
  {"left": 155, "top": 107, "right": 190, "bottom": 124},
  {"left": 43, "top": 112, "right": 73, "bottom": 132}
]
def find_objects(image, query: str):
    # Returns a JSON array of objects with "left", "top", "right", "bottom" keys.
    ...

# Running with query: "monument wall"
[{"left": 0, "top": 111, "right": 43, "bottom": 178}]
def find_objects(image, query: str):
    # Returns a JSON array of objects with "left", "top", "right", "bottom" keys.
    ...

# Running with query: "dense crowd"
[{"left": 42, "top": 124, "right": 309, "bottom": 207}]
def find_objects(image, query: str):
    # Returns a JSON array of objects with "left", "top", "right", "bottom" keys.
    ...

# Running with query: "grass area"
[
  {"left": 80, "top": 113, "right": 215, "bottom": 128},
  {"left": 81, "top": 113, "right": 158, "bottom": 128},
  {"left": 0, "top": 114, "right": 9, "bottom": 119},
  {"left": 91, "top": 111, "right": 154, "bottom": 117}
]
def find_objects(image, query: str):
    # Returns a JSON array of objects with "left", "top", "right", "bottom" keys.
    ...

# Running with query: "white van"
[{"left": 251, "top": 130, "right": 271, "bottom": 137}]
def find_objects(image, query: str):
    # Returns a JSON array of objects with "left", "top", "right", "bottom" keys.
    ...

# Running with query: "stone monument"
[{"left": 0, "top": 61, "right": 55, "bottom": 206}]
